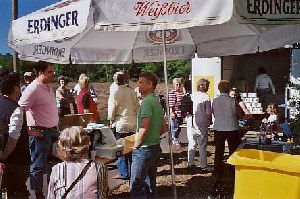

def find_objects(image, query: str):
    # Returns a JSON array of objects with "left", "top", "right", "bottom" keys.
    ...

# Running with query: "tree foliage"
[
  {"left": 0, "top": 53, "right": 191, "bottom": 83},
  {"left": 0, "top": 53, "right": 13, "bottom": 71}
]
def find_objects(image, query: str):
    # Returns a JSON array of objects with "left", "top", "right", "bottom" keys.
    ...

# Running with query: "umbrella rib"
[
  {"left": 131, "top": 32, "right": 140, "bottom": 63},
  {"left": 188, "top": 29, "right": 198, "bottom": 56},
  {"left": 68, "top": 26, "right": 95, "bottom": 62}
]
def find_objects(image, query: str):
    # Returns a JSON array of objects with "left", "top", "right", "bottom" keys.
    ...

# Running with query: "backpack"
[
  {"left": 179, "top": 93, "right": 193, "bottom": 115},
  {"left": 158, "top": 94, "right": 167, "bottom": 113}
]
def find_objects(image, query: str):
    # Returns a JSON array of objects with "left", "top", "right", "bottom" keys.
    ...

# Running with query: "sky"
[{"left": 0, "top": 0, "right": 59, "bottom": 54}]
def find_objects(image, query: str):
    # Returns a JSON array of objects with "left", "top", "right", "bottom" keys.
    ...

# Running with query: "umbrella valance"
[
  {"left": 94, "top": 0, "right": 233, "bottom": 31},
  {"left": 11, "top": 0, "right": 92, "bottom": 45},
  {"left": 9, "top": 0, "right": 233, "bottom": 47}
]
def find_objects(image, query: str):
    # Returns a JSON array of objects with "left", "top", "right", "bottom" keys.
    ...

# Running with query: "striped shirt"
[
  {"left": 47, "top": 159, "right": 109, "bottom": 199},
  {"left": 169, "top": 90, "right": 185, "bottom": 118}
]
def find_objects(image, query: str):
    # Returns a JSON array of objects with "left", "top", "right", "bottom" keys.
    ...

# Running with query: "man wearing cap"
[
  {"left": 18, "top": 61, "right": 59, "bottom": 199},
  {"left": 21, "top": 71, "right": 35, "bottom": 93}
]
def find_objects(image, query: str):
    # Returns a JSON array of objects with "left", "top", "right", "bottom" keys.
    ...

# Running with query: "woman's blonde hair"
[
  {"left": 78, "top": 76, "right": 90, "bottom": 89},
  {"left": 57, "top": 126, "right": 90, "bottom": 161}
]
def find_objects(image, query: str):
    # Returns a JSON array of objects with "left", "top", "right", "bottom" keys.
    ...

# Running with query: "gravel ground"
[
  {"left": 55, "top": 82, "right": 235, "bottom": 198},
  {"left": 110, "top": 134, "right": 234, "bottom": 199}
]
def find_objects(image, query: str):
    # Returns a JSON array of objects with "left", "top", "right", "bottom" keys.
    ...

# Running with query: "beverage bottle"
[
  {"left": 1, "top": 188, "right": 7, "bottom": 199},
  {"left": 271, "top": 121, "right": 279, "bottom": 141},
  {"left": 258, "top": 123, "right": 265, "bottom": 148},
  {"left": 265, "top": 124, "right": 272, "bottom": 145},
  {"left": 282, "top": 144, "right": 291, "bottom": 154}
]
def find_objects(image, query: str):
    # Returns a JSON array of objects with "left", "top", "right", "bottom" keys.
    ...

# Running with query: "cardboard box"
[
  {"left": 95, "top": 145, "right": 124, "bottom": 158},
  {"left": 240, "top": 93, "right": 247, "bottom": 98},
  {"left": 248, "top": 93, "right": 257, "bottom": 97},
  {"left": 59, "top": 113, "right": 93, "bottom": 130}
]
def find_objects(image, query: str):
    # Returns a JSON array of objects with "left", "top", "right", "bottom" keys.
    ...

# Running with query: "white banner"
[
  {"left": 11, "top": 0, "right": 91, "bottom": 45},
  {"left": 236, "top": 0, "right": 300, "bottom": 24},
  {"left": 192, "top": 57, "right": 221, "bottom": 99},
  {"left": 95, "top": 0, "right": 233, "bottom": 31}
]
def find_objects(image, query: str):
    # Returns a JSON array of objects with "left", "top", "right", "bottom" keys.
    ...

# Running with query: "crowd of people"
[
  {"left": 0, "top": 61, "right": 109, "bottom": 199},
  {"left": 0, "top": 61, "right": 168, "bottom": 199},
  {"left": 0, "top": 60, "right": 281, "bottom": 198}
]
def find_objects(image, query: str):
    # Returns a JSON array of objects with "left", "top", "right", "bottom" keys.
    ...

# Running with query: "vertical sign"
[{"left": 192, "top": 56, "right": 221, "bottom": 99}]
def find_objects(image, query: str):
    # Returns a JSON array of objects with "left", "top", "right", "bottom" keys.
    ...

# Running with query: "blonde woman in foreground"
[{"left": 47, "top": 126, "right": 109, "bottom": 199}]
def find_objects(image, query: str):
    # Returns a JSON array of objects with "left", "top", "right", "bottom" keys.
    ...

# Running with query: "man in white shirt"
[
  {"left": 107, "top": 73, "right": 139, "bottom": 179},
  {"left": 0, "top": 71, "right": 30, "bottom": 198},
  {"left": 109, "top": 71, "right": 124, "bottom": 95}
]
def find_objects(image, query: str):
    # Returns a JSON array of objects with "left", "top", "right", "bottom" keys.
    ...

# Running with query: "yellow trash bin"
[{"left": 227, "top": 149, "right": 300, "bottom": 199}]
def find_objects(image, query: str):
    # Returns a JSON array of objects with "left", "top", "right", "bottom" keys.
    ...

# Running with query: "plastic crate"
[{"left": 228, "top": 149, "right": 300, "bottom": 199}]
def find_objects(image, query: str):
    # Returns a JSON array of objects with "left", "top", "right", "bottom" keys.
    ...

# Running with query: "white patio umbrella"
[
  {"left": 8, "top": 0, "right": 234, "bottom": 64},
  {"left": 8, "top": 0, "right": 300, "bottom": 64}
]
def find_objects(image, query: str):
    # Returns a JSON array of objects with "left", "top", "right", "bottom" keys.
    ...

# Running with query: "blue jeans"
[
  {"left": 130, "top": 144, "right": 162, "bottom": 199},
  {"left": 29, "top": 129, "right": 54, "bottom": 191},
  {"left": 170, "top": 117, "right": 183, "bottom": 140},
  {"left": 114, "top": 131, "right": 134, "bottom": 178}
]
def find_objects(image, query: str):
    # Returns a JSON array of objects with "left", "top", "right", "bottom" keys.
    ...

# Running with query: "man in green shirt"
[{"left": 130, "top": 72, "right": 167, "bottom": 198}]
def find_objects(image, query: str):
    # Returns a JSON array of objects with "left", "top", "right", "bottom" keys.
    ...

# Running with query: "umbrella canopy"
[
  {"left": 8, "top": 0, "right": 300, "bottom": 64},
  {"left": 8, "top": 0, "right": 233, "bottom": 64}
]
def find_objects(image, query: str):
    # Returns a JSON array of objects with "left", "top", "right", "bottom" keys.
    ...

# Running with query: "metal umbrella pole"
[{"left": 162, "top": 30, "right": 176, "bottom": 187}]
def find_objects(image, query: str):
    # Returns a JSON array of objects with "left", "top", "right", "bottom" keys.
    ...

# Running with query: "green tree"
[
  {"left": 0, "top": 53, "right": 192, "bottom": 83},
  {"left": 167, "top": 60, "right": 191, "bottom": 81},
  {"left": 0, "top": 53, "right": 13, "bottom": 71}
]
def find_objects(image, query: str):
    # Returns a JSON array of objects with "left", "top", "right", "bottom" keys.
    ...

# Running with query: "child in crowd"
[{"left": 262, "top": 102, "right": 279, "bottom": 124}]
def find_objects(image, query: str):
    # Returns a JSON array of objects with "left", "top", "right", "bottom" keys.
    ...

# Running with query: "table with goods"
[
  {"left": 227, "top": 121, "right": 300, "bottom": 199},
  {"left": 54, "top": 114, "right": 135, "bottom": 165}
]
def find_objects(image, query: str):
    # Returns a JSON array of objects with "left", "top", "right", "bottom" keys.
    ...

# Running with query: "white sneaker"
[{"left": 172, "top": 140, "right": 181, "bottom": 146}]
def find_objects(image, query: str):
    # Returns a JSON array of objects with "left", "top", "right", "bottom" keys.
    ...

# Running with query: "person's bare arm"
[
  {"left": 239, "top": 101, "right": 250, "bottom": 114},
  {"left": 134, "top": 117, "right": 151, "bottom": 148},
  {"left": 2, "top": 137, "right": 17, "bottom": 160},
  {"left": 56, "top": 90, "right": 74, "bottom": 103},
  {"left": 0, "top": 163, "right": 4, "bottom": 175},
  {"left": 83, "top": 109, "right": 90, "bottom": 113},
  {"left": 160, "top": 120, "right": 168, "bottom": 135},
  {"left": 56, "top": 89, "right": 63, "bottom": 99}
]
